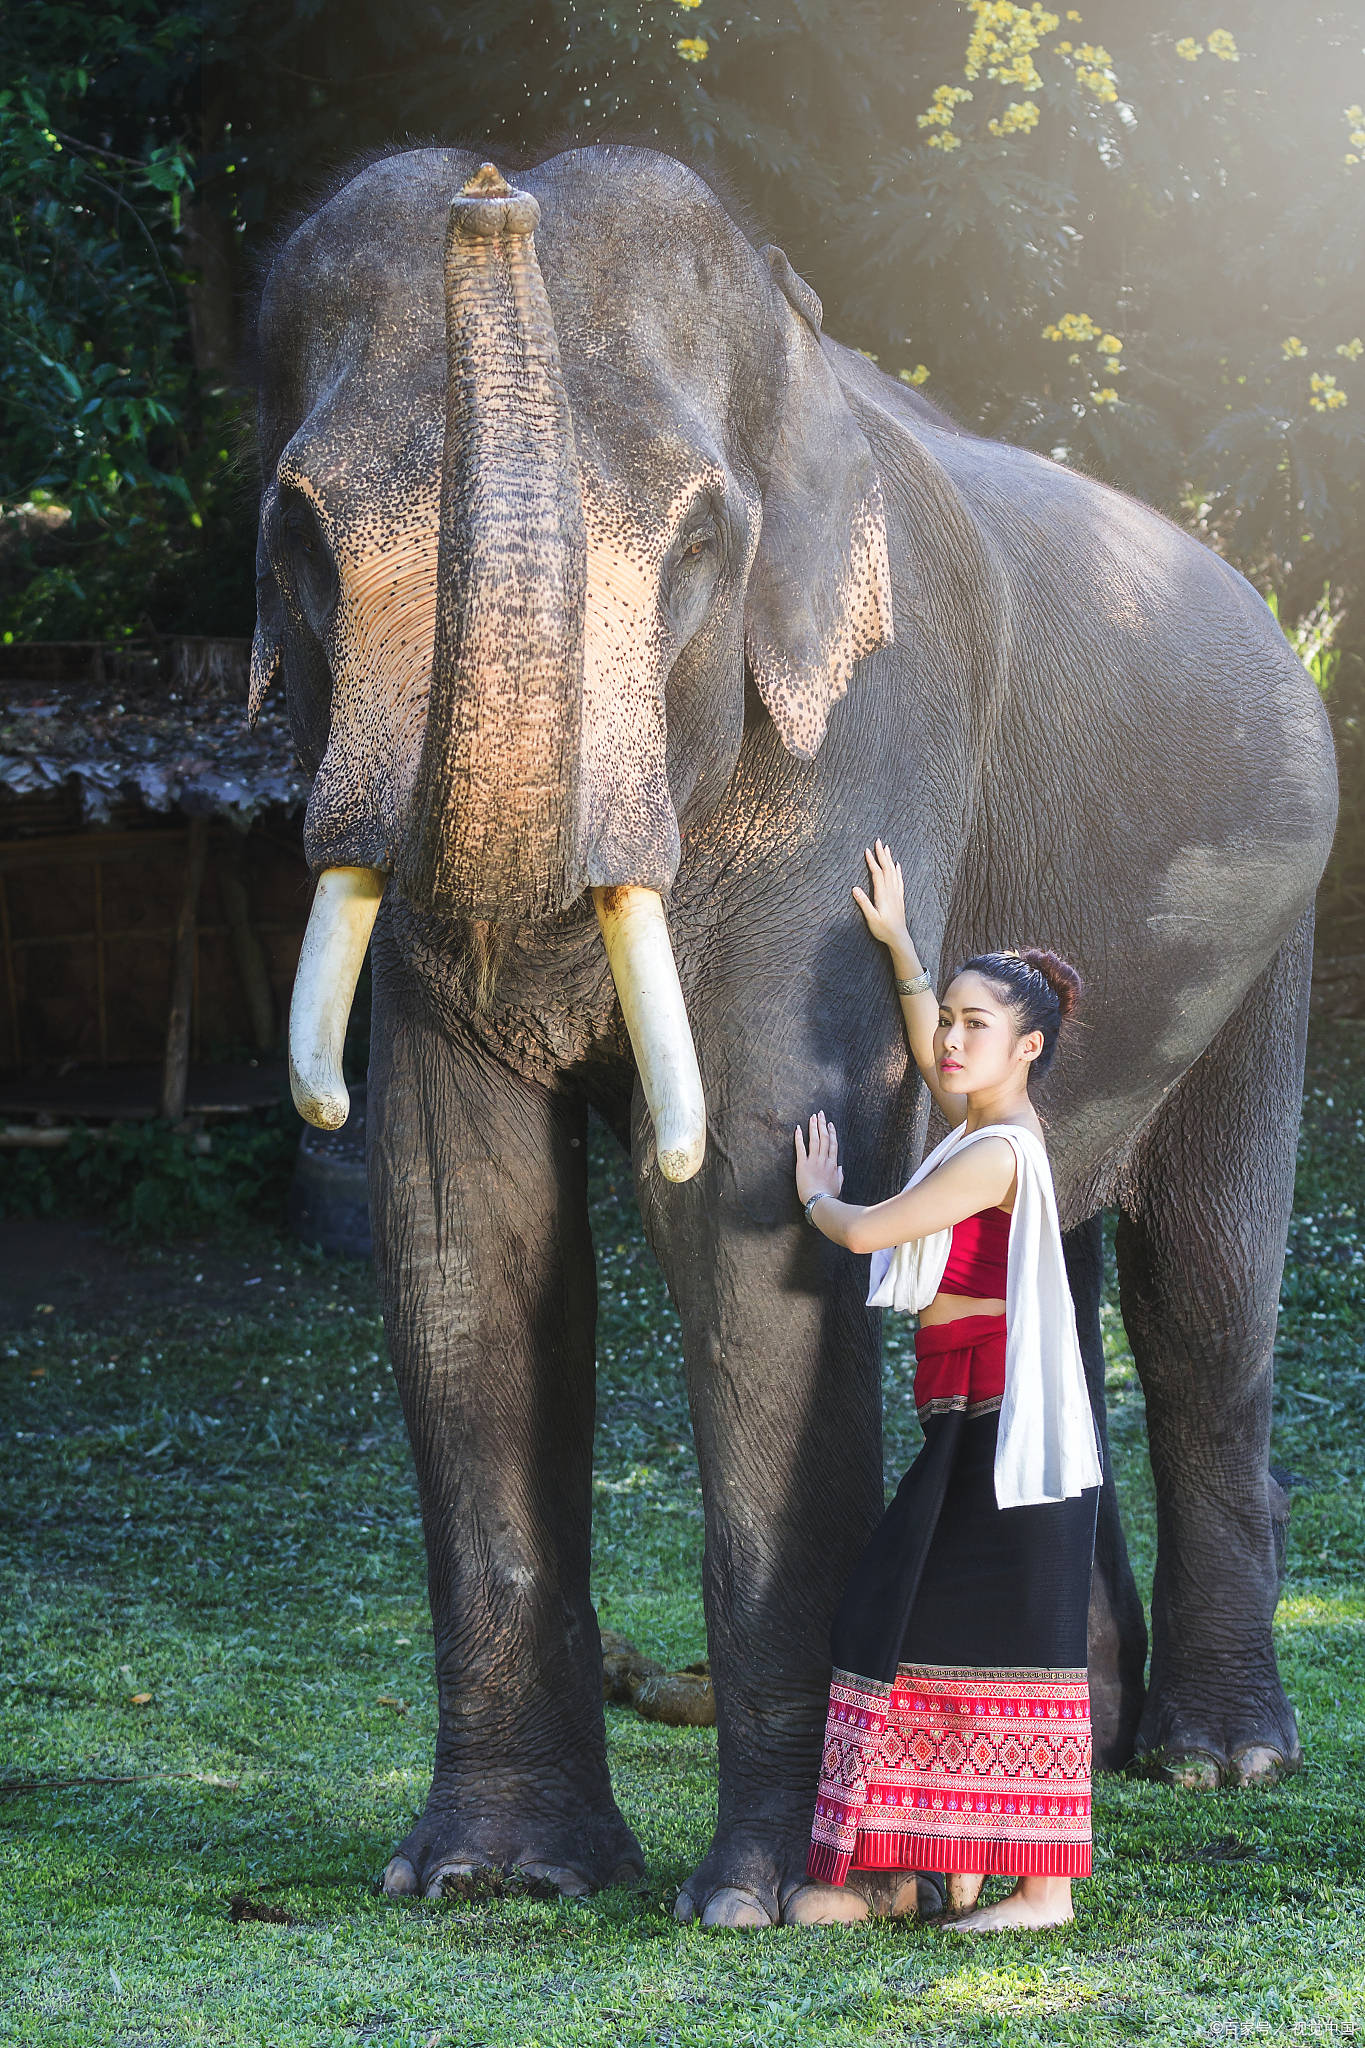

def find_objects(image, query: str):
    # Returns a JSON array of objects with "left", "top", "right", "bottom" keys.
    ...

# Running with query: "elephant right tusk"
[
  {"left": 593, "top": 885, "right": 707, "bottom": 1183},
  {"left": 289, "top": 866, "right": 386, "bottom": 1130}
]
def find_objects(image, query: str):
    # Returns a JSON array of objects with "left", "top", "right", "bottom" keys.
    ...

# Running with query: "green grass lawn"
[{"left": 3, "top": 1024, "right": 1364, "bottom": 2047}]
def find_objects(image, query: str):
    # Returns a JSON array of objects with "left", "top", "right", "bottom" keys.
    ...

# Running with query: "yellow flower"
[
  {"left": 675, "top": 36, "right": 708, "bottom": 60},
  {"left": 1336, "top": 337, "right": 1364, "bottom": 359},
  {"left": 1057, "top": 39, "right": 1073, "bottom": 52},
  {"left": 1347, "top": 154, "right": 1361, "bottom": 166},
  {"left": 1097, "top": 332, "right": 1123, "bottom": 355},
  {"left": 988, "top": 99, "right": 1042, "bottom": 135},
  {"left": 1075, "top": 60, "right": 1118, "bottom": 100},
  {"left": 919, "top": 84, "right": 972, "bottom": 131},
  {"left": 1066, "top": 7, "right": 1082, "bottom": 16},
  {"left": 1044, "top": 310, "right": 1101, "bottom": 342},
  {"left": 899, "top": 365, "right": 932, "bottom": 386},
  {"left": 926, "top": 130, "right": 962, "bottom": 149},
  {"left": 1281, "top": 337, "right": 1308, "bottom": 358},
  {"left": 1347, "top": 104, "right": 1364, "bottom": 121},
  {"left": 1175, "top": 37, "right": 1202, "bottom": 60},
  {"left": 1206, "top": 29, "right": 1238, "bottom": 60},
  {"left": 1091, "top": 387, "right": 1120, "bottom": 405},
  {"left": 674, "top": 0, "right": 703, "bottom": 8},
  {"left": 1309, "top": 373, "right": 1348, "bottom": 411}
]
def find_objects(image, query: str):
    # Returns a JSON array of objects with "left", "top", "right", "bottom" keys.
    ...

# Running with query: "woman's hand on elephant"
[
  {"left": 794, "top": 1110, "right": 844, "bottom": 1203},
  {"left": 852, "top": 841, "right": 913, "bottom": 959}
]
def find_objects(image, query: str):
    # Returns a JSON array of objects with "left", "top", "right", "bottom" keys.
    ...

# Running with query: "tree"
[{"left": 2, "top": 3, "right": 1359, "bottom": 962}]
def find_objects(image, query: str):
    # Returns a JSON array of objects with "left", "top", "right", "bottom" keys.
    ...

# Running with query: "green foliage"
[
  {"left": 2, "top": 1028, "right": 1364, "bottom": 2040},
  {"left": 1, "top": 2, "right": 1360, "bottom": 926},
  {"left": 0, "top": 3, "right": 252, "bottom": 640},
  {"left": 0, "top": 1110, "right": 301, "bottom": 1238},
  {"left": 7, "top": 3, "right": 1362, "bottom": 648},
  {"left": 0, "top": 9, "right": 199, "bottom": 523}
]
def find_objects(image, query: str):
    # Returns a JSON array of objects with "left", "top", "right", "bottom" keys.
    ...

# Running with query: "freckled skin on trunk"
[
  {"left": 400, "top": 167, "right": 586, "bottom": 924},
  {"left": 252, "top": 145, "right": 1336, "bottom": 1922}
]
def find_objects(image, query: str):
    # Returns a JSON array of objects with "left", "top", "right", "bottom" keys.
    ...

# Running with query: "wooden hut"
[{"left": 0, "top": 639, "right": 310, "bottom": 1138}]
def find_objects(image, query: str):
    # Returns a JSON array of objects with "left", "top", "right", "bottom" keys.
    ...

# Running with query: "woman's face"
[{"left": 934, "top": 971, "right": 1041, "bottom": 1091}]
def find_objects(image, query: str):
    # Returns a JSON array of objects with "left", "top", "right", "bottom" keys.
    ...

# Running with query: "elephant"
[{"left": 249, "top": 144, "right": 1338, "bottom": 1926}]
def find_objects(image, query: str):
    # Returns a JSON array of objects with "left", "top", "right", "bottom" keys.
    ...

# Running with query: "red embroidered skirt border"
[{"left": 807, "top": 1662, "right": 1093, "bottom": 1885}]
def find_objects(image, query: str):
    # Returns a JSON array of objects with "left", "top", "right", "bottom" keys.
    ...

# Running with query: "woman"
[{"left": 792, "top": 842, "right": 1103, "bottom": 1932}]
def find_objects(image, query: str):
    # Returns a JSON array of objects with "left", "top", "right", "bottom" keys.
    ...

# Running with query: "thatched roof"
[{"left": 0, "top": 639, "right": 307, "bottom": 826}]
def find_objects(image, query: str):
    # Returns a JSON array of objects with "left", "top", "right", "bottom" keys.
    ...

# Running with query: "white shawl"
[{"left": 867, "top": 1120, "right": 1104, "bottom": 1509}]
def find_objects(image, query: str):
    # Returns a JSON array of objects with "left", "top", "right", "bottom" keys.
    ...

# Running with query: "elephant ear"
[
  {"left": 746, "top": 245, "right": 893, "bottom": 760},
  {"left": 248, "top": 507, "right": 284, "bottom": 728}
]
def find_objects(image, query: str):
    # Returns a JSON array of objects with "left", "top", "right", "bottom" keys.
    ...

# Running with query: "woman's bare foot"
[{"left": 948, "top": 1876, "right": 1074, "bottom": 1932}]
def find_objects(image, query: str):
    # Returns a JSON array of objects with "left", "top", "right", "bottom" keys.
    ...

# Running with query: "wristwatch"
[{"left": 803, "top": 1192, "right": 830, "bottom": 1226}]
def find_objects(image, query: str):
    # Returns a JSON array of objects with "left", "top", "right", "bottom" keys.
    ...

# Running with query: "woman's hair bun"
[{"left": 1017, "top": 947, "right": 1083, "bottom": 1021}]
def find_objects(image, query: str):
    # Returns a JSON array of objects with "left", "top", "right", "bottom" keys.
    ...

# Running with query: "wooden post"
[
  {"left": 0, "top": 874, "right": 19, "bottom": 1070},
  {"left": 159, "top": 816, "right": 209, "bottom": 1122},
  {"left": 218, "top": 835, "right": 276, "bottom": 1051}
]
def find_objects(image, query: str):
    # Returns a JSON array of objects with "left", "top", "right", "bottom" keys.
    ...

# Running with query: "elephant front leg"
[
  {"left": 369, "top": 1003, "right": 641, "bottom": 1898},
  {"left": 648, "top": 1187, "right": 889, "bottom": 1927}
]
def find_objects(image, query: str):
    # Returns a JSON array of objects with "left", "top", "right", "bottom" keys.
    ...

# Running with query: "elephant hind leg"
[
  {"left": 1116, "top": 907, "right": 1314, "bottom": 1789},
  {"left": 1062, "top": 1213, "right": 1147, "bottom": 1770}
]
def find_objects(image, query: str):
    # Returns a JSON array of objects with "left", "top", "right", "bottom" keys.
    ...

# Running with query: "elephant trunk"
[{"left": 398, "top": 163, "right": 586, "bottom": 923}]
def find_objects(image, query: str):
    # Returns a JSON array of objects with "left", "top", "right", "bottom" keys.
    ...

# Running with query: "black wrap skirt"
[{"left": 807, "top": 1313, "right": 1099, "bottom": 1883}]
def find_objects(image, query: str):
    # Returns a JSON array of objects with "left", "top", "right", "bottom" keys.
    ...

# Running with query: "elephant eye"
[
  {"left": 277, "top": 491, "right": 338, "bottom": 626},
  {"left": 677, "top": 520, "right": 719, "bottom": 568},
  {"left": 284, "top": 500, "right": 323, "bottom": 557}
]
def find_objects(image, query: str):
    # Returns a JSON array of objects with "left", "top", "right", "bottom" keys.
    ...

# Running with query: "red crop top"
[{"left": 938, "top": 1204, "right": 1011, "bottom": 1297}]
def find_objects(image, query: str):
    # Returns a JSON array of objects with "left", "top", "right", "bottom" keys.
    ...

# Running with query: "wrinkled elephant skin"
[{"left": 250, "top": 147, "right": 1337, "bottom": 1923}]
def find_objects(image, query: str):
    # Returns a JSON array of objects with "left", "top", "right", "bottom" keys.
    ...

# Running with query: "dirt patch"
[{"left": 0, "top": 1217, "right": 375, "bottom": 1332}]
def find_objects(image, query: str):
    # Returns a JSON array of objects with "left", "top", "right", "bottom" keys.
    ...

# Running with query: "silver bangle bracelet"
[
  {"left": 895, "top": 969, "right": 933, "bottom": 997},
  {"left": 803, "top": 1192, "right": 830, "bottom": 1226}
]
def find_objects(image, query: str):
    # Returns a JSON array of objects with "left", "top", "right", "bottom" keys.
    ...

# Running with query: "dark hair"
[{"left": 949, "top": 948, "right": 1083, "bottom": 1080}]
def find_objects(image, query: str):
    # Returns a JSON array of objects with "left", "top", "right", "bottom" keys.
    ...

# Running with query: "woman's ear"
[{"left": 744, "top": 245, "right": 893, "bottom": 760}]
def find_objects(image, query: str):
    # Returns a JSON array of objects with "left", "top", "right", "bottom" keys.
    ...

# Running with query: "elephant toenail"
[
  {"left": 781, "top": 1881, "right": 869, "bottom": 1926},
  {"left": 381, "top": 1855, "right": 419, "bottom": 1896},
  {"left": 515, "top": 1863, "right": 593, "bottom": 1898},
  {"left": 699, "top": 1885, "right": 772, "bottom": 1929},
  {"left": 673, "top": 1887, "right": 698, "bottom": 1925},
  {"left": 1228, "top": 1744, "right": 1286, "bottom": 1787},
  {"left": 1162, "top": 1751, "right": 1225, "bottom": 1792}
]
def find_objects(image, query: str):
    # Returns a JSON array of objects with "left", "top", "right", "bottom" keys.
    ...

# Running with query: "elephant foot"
[
  {"left": 673, "top": 1814, "right": 928, "bottom": 1929},
  {"left": 382, "top": 1794, "right": 644, "bottom": 1901},
  {"left": 1130, "top": 1682, "right": 1302, "bottom": 1791}
]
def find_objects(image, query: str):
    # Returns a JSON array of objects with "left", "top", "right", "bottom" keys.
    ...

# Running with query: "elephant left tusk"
[
  {"left": 289, "top": 866, "right": 386, "bottom": 1130},
  {"left": 593, "top": 885, "right": 706, "bottom": 1183}
]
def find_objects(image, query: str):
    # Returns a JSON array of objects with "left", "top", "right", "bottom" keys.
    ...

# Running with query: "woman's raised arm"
[{"left": 852, "top": 841, "right": 966, "bottom": 1127}]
